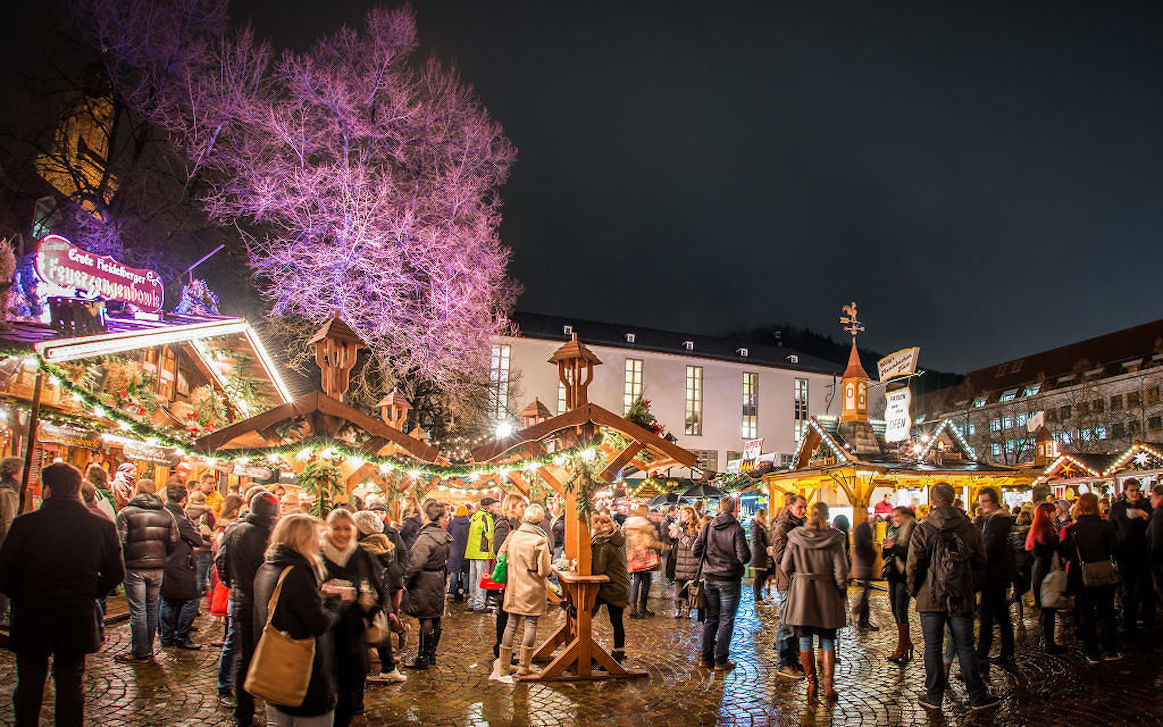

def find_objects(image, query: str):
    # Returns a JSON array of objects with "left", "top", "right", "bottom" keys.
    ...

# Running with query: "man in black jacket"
[
  {"left": 1109, "top": 478, "right": 1155, "bottom": 637},
  {"left": 217, "top": 490, "right": 279, "bottom": 727},
  {"left": 851, "top": 518, "right": 879, "bottom": 631},
  {"left": 160, "top": 484, "right": 204, "bottom": 650},
  {"left": 974, "top": 486, "right": 1015, "bottom": 669},
  {"left": 115, "top": 479, "right": 179, "bottom": 662},
  {"left": 692, "top": 497, "right": 750, "bottom": 672},
  {"left": 0, "top": 462, "right": 124, "bottom": 727},
  {"left": 1148, "top": 484, "right": 1163, "bottom": 592}
]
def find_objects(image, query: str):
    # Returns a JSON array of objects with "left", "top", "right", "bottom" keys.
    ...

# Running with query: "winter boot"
[
  {"left": 489, "top": 647, "right": 514, "bottom": 684},
  {"left": 427, "top": 626, "right": 442, "bottom": 666},
  {"left": 887, "top": 623, "right": 913, "bottom": 663},
  {"left": 516, "top": 646, "right": 541, "bottom": 677},
  {"left": 404, "top": 630, "right": 431, "bottom": 670},
  {"left": 820, "top": 650, "right": 838, "bottom": 700},
  {"left": 799, "top": 650, "right": 817, "bottom": 699}
]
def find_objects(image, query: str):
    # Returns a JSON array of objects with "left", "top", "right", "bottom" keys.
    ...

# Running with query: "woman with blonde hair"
[
  {"left": 399, "top": 497, "right": 422, "bottom": 550},
  {"left": 782, "top": 502, "right": 848, "bottom": 700},
  {"left": 321, "top": 509, "right": 386, "bottom": 724},
  {"left": 489, "top": 503, "right": 551, "bottom": 683},
  {"left": 252, "top": 513, "right": 351, "bottom": 726},
  {"left": 492, "top": 494, "right": 528, "bottom": 660}
]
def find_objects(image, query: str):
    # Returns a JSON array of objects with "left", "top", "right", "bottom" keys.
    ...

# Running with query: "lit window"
[
  {"left": 685, "top": 366, "right": 703, "bottom": 435},
  {"left": 1016, "top": 413, "right": 1027, "bottom": 428},
  {"left": 741, "top": 372, "right": 759, "bottom": 439},
  {"left": 1005, "top": 440, "right": 1015, "bottom": 453},
  {"left": 557, "top": 379, "right": 568, "bottom": 415},
  {"left": 488, "top": 344, "right": 511, "bottom": 420},
  {"left": 1002, "top": 416, "right": 1014, "bottom": 429},
  {"left": 793, "top": 378, "right": 809, "bottom": 441},
  {"left": 1022, "top": 384, "right": 1041, "bottom": 397},
  {"left": 1080, "top": 428, "right": 1092, "bottom": 442},
  {"left": 623, "top": 359, "right": 643, "bottom": 415},
  {"left": 968, "top": 423, "right": 976, "bottom": 435},
  {"left": 1061, "top": 431, "right": 1073, "bottom": 445},
  {"left": 1096, "top": 426, "right": 1107, "bottom": 440},
  {"left": 991, "top": 443, "right": 1002, "bottom": 456},
  {"left": 972, "top": 397, "right": 988, "bottom": 408},
  {"left": 990, "top": 418, "right": 1002, "bottom": 432},
  {"left": 999, "top": 389, "right": 1018, "bottom": 402}
]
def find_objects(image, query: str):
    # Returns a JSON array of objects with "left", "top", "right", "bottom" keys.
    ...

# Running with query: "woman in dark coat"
[
  {"left": 1009, "top": 508, "right": 1034, "bottom": 622},
  {"left": 1026, "top": 501, "right": 1065, "bottom": 653},
  {"left": 399, "top": 497, "right": 423, "bottom": 551},
  {"left": 782, "top": 502, "right": 848, "bottom": 701},
  {"left": 252, "top": 514, "right": 346, "bottom": 725},
  {"left": 880, "top": 506, "right": 916, "bottom": 663},
  {"left": 751, "top": 509, "right": 773, "bottom": 606},
  {"left": 591, "top": 514, "right": 631, "bottom": 663},
  {"left": 321, "top": 509, "right": 386, "bottom": 726},
  {"left": 1061, "top": 493, "right": 1119, "bottom": 662},
  {"left": 445, "top": 505, "right": 471, "bottom": 601},
  {"left": 669, "top": 506, "right": 701, "bottom": 618},
  {"left": 403, "top": 500, "right": 452, "bottom": 670}
]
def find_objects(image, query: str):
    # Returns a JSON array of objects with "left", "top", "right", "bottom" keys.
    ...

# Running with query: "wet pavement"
[{"left": 2, "top": 581, "right": 1162, "bottom": 726}]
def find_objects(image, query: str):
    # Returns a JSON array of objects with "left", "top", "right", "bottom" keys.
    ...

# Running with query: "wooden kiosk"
[{"left": 471, "top": 334, "right": 697, "bottom": 681}]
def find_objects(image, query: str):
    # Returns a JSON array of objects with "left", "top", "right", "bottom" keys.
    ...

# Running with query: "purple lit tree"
[{"left": 76, "top": 2, "right": 517, "bottom": 403}]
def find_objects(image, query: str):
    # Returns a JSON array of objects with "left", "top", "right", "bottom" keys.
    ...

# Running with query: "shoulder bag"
[
  {"left": 1039, "top": 552, "right": 1073, "bottom": 611},
  {"left": 687, "top": 528, "right": 710, "bottom": 615},
  {"left": 1073, "top": 536, "right": 1120, "bottom": 588},
  {"left": 244, "top": 567, "right": 316, "bottom": 708}
]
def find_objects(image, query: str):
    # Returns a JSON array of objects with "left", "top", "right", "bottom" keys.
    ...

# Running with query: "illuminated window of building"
[
  {"left": 623, "top": 359, "right": 643, "bottom": 415},
  {"left": 488, "top": 344, "right": 510, "bottom": 420},
  {"left": 1022, "top": 384, "right": 1041, "bottom": 397},
  {"left": 999, "top": 389, "right": 1018, "bottom": 402},
  {"left": 990, "top": 418, "right": 1002, "bottom": 431},
  {"left": 741, "top": 372, "right": 759, "bottom": 439},
  {"left": 685, "top": 366, "right": 703, "bottom": 436},
  {"left": 794, "top": 378, "right": 809, "bottom": 441}
]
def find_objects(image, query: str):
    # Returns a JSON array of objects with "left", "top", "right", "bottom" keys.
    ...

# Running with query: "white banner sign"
[
  {"left": 877, "top": 347, "right": 921, "bottom": 382},
  {"left": 884, "top": 388, "right": 912, "bottom": 443},
  {"left": 233, "top": 463, "right": 272, "bottom": 480},
  {"left": 742, "top": 438, "right": 764, "bottom": 461}
]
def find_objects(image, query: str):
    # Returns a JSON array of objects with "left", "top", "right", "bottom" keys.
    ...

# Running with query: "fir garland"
[{"left": 562, "top": 457, "right": 609, "bottom": 522}]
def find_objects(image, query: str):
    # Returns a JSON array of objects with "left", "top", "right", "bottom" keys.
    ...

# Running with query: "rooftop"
[{"left": 508, "top": 311, "right": 843, "bottom": 375}]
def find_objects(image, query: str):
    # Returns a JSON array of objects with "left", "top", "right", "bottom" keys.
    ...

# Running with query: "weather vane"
[{"left": 840, "top": 301, "right": 864, "bottom": 340}]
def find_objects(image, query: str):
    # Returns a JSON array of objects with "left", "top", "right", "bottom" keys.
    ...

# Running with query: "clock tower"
[{"left": 838, "top": 301, "right": 870, "bottom": 424}]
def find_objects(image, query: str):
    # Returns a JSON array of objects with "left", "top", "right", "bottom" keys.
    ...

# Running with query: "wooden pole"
[{"left": 19, "top": 371, "right": 43, "bottom": 512}]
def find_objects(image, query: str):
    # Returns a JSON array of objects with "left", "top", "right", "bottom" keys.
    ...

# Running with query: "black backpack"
[{"left": 929, "top": 525, "right": 974, "bottom": 614}]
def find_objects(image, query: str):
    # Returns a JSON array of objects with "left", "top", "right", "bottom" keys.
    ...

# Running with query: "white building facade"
[{"left": 487, "top": 314, "right": 843, "bottom": 474}]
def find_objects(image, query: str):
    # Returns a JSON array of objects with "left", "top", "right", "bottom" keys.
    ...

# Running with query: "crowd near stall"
[{"left": 4, "top": 287, "right": 1163, "bottom": 727}]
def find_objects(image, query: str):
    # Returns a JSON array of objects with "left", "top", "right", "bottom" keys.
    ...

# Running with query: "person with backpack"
[{"left": 907, "top": 482, "right": 999, "bottom": 713}]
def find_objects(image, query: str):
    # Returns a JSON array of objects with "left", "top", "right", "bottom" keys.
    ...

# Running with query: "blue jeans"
[
  {"left": 448, "top": 570, "right": 466, "bottom": 598},
  {"left": 217, "top": 604, "right": 239, "bottom": 692},
  {"left": 631, "top": 571, "right": 653, "bottom": 609},
  {"left": 701, "top": 578, "right": 742, "bottom": 666},
  {"left": 124, "top": 569, "right": 163, "bottom": 658},
  {"left": 194, "top": 551, "right": 213, "bottom": 593},
  {"left": 467, "top": 559, "right": 490, "bottom": 609},
  {"left": 774, "top": 589, "right": 799, "bottom": 669},
  {"left": 160, "top": 597, "right": 199, "bottom": 644},
  {"left": 799, "top": 634, "right": 835, "bottom": 651},
  {"left": 920, "top": 611, "right": 989, "bottom": 707}
]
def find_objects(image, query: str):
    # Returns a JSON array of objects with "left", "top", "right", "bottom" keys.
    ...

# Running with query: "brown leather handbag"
[{"left": 244, "top": 567, "right": 316, "bottom": 707}]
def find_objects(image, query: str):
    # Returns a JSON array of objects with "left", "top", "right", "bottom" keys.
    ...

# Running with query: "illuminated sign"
[
  {"left": 884, "top": 388, "right": 912, "bottom": 443},
  {"left": 34, "top": 234, "right": 164, "bottom": 311},
  {"left": 877, "top": 347, "right": 921, "bottom": 382}
]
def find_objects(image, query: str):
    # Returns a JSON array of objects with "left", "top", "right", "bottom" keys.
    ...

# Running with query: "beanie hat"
[
  {"left": 354, "top": 510, "right": 385, "bottom": 536},
  {"left": 455, "top": 504, "right": 468, "bottom": 517},
  {"left": 250, "top": 491, "right": 280, "bottom": 519}
]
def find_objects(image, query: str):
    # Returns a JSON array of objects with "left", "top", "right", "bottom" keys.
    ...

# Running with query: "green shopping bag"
[{"left": 490, "top": 553, "right": 508, "bottom": 585}]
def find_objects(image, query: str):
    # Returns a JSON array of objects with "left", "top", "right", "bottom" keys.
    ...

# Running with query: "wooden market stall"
[{"left": 471, "top": 334, "right": 697, "bottom": 682}]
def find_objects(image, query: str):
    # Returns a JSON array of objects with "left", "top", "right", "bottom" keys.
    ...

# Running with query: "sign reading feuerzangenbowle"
[
  {"left": 34, "top": 234, "right": 164, "bottom": 311},
  {"left": 877, "top": 347, "right": 921, "bottom": 383}
]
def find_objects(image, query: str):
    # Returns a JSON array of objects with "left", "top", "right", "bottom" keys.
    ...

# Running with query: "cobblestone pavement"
[{"left": 2, "top": 582, "right": 1163, "bottom": 726}]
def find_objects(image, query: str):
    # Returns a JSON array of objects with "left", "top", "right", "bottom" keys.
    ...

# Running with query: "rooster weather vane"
[{"left": 840, "top": 301, "right": 864, "bottom": 340}]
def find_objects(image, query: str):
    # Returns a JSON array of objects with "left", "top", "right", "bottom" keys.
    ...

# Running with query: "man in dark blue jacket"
[
  {"left": 693, "top": 497, "right": 750, "bottom": 672},
  {"left": 1109, "top": 477, "right": 1155, "bottom": 637},
  {"left": 0, "top": 462, "right": 124, "bottom": 727}
]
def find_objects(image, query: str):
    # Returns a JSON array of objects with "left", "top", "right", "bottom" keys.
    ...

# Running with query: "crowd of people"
[{"left": 3, "top": 459, "right": 1163, "bottom": 725}]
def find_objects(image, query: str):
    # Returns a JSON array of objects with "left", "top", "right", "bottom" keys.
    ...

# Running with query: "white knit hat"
[{"left": 354, "top": 510, "right": 385, "bottom": 536}]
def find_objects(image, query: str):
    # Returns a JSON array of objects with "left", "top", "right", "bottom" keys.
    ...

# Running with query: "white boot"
[{"left": 489, "top": 647, "right": 515, "bottom": 684}]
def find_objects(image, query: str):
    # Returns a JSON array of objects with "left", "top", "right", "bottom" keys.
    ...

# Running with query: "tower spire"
[{"left": 839, "top": 301, "right": 870, "bottom": 423}]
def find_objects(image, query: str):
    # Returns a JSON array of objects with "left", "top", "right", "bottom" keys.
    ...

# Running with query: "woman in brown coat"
[
  {"left": 781, "top": 502, "right": 849, "bottom": 700},
  {"left": 489, "top": 503, "right": 551, "bottom": 684}
]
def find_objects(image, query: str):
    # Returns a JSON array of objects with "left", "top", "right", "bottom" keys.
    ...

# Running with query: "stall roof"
[{"left": 1, "top": 313, "right": 294, "bottom": 413}]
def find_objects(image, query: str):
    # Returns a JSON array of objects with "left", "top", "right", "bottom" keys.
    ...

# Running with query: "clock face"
[
  {"left": 845, "top": 384, "right": 855, "bottom": 408},
  {"left": 858, "top": 383, "right": 866, "bottom": 408}
]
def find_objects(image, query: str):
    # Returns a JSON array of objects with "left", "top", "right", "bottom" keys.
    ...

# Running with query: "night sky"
[{"left": 74, "top": 2, "right": 1163, "bottom": 372}]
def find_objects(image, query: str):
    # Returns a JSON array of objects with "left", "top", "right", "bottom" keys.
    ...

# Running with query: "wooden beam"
[
  {"left": 599, "top": 443, "right": 643, "bottom": 482},
  {"left": 470, "top": 407, "right": 591, "bottom": 462},
  {"left": 587, "top": 405, "right": 697, "bottom": 467},
  {"left": 506, "top": 472, "right": 532, "bottom": 497}
]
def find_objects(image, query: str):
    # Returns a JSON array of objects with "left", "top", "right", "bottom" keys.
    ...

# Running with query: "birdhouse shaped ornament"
[
  {"left": 307, "top": 314, "right": 365, "bottom": 399},
  {"left": 378, "top": 388, "right": 413, "bottom": 430},
  {"left": 520, "top": 397, "right": 553, "bottom": 429},
  {"left": 548, "top": 334, "right": 602, "bottom": 410}
]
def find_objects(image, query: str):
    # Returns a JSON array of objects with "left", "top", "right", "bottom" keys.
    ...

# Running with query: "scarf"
[{"left": 323, "top": 537, "right": 360, "bottom": 568}]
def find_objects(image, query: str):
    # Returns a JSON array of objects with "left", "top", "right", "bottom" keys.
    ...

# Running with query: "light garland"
[{"left": 1104, "top": 442, "right": 1163, "bottom": 476}]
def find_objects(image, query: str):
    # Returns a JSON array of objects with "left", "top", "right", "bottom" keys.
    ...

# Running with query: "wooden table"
[{"left": 522, "top": 568, "right": 647, "bottom": 681}]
